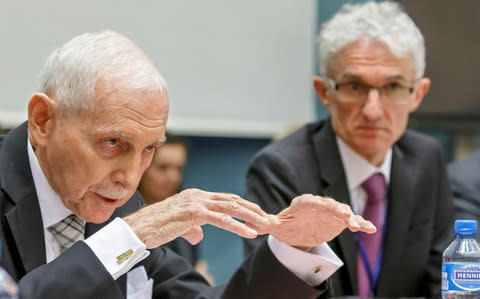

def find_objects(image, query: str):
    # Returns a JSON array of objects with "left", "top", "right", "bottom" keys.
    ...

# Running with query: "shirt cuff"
[
  {"left": 268, "top": 235, "right": 343, "bottom": 286},
  {"left": 84, "top": 217, "right": 150, "bottom": 280}
]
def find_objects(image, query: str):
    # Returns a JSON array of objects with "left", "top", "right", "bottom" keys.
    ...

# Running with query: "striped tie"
[{"left": 48, "top": 214, "right": 85, "bottom": 253}]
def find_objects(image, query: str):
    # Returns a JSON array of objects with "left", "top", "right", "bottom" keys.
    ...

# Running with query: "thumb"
[{"left": 181, "top": 225, "right": 204, "bottom": 245}]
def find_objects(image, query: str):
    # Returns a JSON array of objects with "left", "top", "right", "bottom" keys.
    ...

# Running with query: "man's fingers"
[
  {"left": 347, "top": 215, "right": 377, "bottom": 233},
  {"left": 233, "top": 197, "right": 269, "bottom": 217},
  {"left": 245, "top": 221, "right": 271, "bottom": 235},
  {"left": 346, "top": 215, "right": 362, "bottom": 232},
  {"left": 294, "top": 195, "right": 353, "bottom": 220},
  {"left": 322, "top": 197, "right": 354, "bottom": 220},
  {"left": 208, "top": 192, "right": 268, "bottom": 217},
  {"left": 205, "top": 200, "right": 270, "bottom": 228},
  {"left": 196, "top": 210, "right": 258, "bottom": 239},
  {"left": 360, "top": 219, "right": 377, "bottom": 234}
]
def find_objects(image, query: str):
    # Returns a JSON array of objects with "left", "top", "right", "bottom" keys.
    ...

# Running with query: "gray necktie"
[{"left": 48, "top": 214, "right": 85, "bottom": 253}]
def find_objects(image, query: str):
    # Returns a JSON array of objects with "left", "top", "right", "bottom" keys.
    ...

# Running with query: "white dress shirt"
[
  {"left": 336, "top": 136, "right": 392, "bottom": 215},
  {"left": 28, "top": 138, "right": 78, "bottom": 262}
]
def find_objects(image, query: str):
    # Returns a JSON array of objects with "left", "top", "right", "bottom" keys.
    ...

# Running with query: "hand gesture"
[
  {"left": 124, "top": 188, "right": 270, "bottom": 249},
  {"left": 259, "top": 194, "right": 376, "bottom": 249}
]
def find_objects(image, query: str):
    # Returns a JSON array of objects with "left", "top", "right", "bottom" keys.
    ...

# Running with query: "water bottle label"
[{"left": 442, "top": 262, "right": 480, "bottom": 292}]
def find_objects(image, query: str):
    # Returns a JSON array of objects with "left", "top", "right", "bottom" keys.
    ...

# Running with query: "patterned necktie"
[
  {"left": 48, "top": 214, "right": 85, "bottom": 253},
  {"left": 357, "top": 173, "right": 385, "bottom": 297}
]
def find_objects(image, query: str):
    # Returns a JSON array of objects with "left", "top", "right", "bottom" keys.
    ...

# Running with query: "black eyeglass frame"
[{"left": 325, "top": 77, "right": 419, "bottom": 102}]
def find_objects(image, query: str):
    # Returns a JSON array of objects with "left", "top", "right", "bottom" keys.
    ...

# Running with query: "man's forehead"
[
  {"left": 332, "top": 39, "right": 413, "bottom": 63},
  {"left": 328, "top": 47, "right": 416, "bottom": 81},
  {"left": 94, "top": 76, "right": 169, "bottom": 107}
]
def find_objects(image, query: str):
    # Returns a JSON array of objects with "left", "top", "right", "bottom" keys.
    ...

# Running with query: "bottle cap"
[{"left": 455, "top": 219, "right": 477, "bottom": 235}]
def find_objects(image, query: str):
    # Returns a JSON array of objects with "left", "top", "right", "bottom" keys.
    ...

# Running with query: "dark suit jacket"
[
  {"left": 244, "top": 119, "right": 454, "bottom": 298},
  {"left": 0, "top": 122, "right": 324, "bottom": 299},
  {"left": 448, "top": 150, "right": 480, "bottom": 226},
  {"left": 164, "top": 238, "right": 198, "bottom": 265}
]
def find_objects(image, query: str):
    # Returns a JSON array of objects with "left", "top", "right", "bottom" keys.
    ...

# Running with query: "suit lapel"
[
  {"left": 5, "top": 194, "right": 46, "bottom": 273},
  {"left": 312, "top": 120, "right": 357, "bottom": 293},
  {"left": 376, "top": 144, "right": 415, "bottom": 295},
  {"left": 325, "top": 178, "right": 357, "bottom": 293},
  {"left": 0, "top": 123, "right": 47, "bottom": 273}
]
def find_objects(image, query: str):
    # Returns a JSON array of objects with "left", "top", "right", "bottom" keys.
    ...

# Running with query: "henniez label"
[{"left": 443, "top": 262, "right": 480, "bottom": 291}]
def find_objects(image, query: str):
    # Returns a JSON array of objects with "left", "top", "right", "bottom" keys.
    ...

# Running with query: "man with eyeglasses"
[{"left": 244, "top": 1, "right": 453, "bottom": 298}]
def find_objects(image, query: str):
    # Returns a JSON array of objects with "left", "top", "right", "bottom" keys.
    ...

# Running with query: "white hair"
[
  {"left": 317, "top": 1, "right": 425, "bottom": 78},
  {"left": 39, "top": 30, "right": 167, "bottom": 117}
]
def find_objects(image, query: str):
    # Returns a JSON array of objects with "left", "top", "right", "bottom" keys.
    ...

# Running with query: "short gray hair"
[
  {"left": 39, "top": 30, "right": 166, "bottom": 117},
  {"left": 317, "top": 1, "right": 425, "bottom": 78}
]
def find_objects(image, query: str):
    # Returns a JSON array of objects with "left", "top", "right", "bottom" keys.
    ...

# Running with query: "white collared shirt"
[
  {"left": 336, "top": 136, "right": 392, "bottom": 215},
  {"left": 27, "top": 137, "right": 77, "bottom": 262}
]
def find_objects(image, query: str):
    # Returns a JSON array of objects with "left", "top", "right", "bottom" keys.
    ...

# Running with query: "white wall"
[{"left": 0, "top": 0, "right": 317, "bottom": 137}]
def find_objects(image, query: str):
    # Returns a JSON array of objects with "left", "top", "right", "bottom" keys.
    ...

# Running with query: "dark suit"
[
  {"left": 164, "top": 238, "right": 198, "bottom": 265},
  {"left": 244, "top": 119, "right": 454, "bottom": 298},
  {"left": 448, "top": 150, "right": 480, "bottom": 225},
  {"left": 0, "top": 122, "right": 324, "bottom": 299}
]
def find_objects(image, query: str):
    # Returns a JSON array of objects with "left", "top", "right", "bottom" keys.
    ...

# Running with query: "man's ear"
[
  {"left": 409, "top": 78, "right": 430, "bottom": 113},
  {"left": 28, "top": 93, "right": 56, "bottom": 147},
  {"left": 313, "top": 76, "right": 331, "bottom": 108}
]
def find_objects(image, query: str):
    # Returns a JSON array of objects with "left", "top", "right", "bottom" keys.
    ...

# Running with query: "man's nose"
[
  {"left": 111, "top": 153, "right": 144, "bottom": 189},
  {"left": 362, "top": 88, "right": 383, "bottom": 120}
]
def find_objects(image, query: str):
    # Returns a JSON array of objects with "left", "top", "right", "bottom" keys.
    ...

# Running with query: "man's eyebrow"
[
  {"left": 338, "top": 73, "right": 362, "bottom": 81},
  {"left": 88, "top": 129, "right": 167, "bottom": 146},
  {"left": 90, "top": 129, "right": 133, "bottom": 140},
  {"left": 383, "top": 75, "right": 407, "bottom": 82},
  {"left": 153, "top": 137, "right": 167, "bottom": 147}
]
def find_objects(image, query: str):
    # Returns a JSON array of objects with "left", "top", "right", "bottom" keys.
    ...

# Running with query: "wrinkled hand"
[
  {"left": 123, "top": 188, "right": 270, "bottom": 249},
  {"left": 250, "top": 194, "right": 376, "bottom": 249}
]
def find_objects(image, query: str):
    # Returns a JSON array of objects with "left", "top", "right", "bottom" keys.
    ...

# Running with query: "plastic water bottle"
[
  {"left": 442, "top": 220, "right": 480, "bottom": 299},
  {"left": 0, "top": 266, "right": 17, "bottom": 299}
]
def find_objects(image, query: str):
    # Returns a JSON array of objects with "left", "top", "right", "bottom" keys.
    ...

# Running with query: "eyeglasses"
[{"left": 326, "top": 78, "right": 418, "bottom": 105}]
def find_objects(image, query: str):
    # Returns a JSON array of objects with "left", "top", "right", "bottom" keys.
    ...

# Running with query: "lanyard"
[{"left": 356, "top": 211, "right": 387, "bottom": 295}]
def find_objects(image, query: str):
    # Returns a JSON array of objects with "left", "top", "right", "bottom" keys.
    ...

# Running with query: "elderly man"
[
  {"left": 0, "top": 31, "right": 374, "bottom": 298},
  {"left": 244, "top": 2, "right": 454, "bottom": 298}
]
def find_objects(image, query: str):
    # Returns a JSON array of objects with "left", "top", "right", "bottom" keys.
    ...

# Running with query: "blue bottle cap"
[{"left": 455, "top": 219, "right": 477, "bottom": 235}]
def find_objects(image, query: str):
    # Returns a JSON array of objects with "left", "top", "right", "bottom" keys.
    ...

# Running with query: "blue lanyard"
[{"left": 356, "top": 211, "right": 387, "bottom": 295}]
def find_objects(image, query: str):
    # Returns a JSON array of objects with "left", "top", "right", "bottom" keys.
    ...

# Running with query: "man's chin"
[
  {"left": 74, "top": 193, "right": 130, "bottom": 223},
  {"left": 80, "top": 210, "right": 115, "bottom": 224}
]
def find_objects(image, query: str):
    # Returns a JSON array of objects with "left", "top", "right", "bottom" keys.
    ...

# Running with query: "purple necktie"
[{"left": 357, "top": 173, "right": 385, "bottom": 297}]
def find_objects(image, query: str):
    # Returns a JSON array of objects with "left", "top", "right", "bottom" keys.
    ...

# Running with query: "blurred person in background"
[
  {"left": 139, "top": 133, "right": 214, "bottom": 284},
  {"left": 448, "top": 150, "right": 480, "bottom": 227},
  {"left": 244, "top": 1, "right": 454, "bottom": 298},
  {"left": 139, "top": 133, "right": 186, "bottom": 206}
]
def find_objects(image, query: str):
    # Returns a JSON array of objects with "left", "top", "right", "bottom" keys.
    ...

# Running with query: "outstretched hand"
[
  {"left": 123, "top": 188, "right": 270, "bottom": 249},
  {"left": 249, "top": 194, "right": 376, "bottom": 250},
  {"left": 124, "top": 190, "right": 375, "bottom": 252}
]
